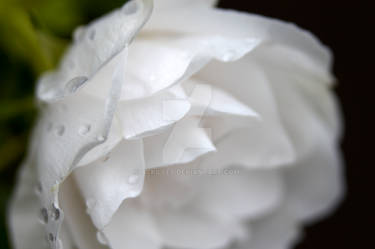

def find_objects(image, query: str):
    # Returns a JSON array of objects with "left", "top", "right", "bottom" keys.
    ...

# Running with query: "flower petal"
[
  {"left": 192, "top": 167, "right": 284, "bottom": 220},
  {"left": 197, "top": 59, "right": 296, "bottom": 168},
  {"left": 263, "top": 61, "right": 339, "bottom": 159},
  {"left": 144, "top": 5, "right": 332, "bottom": 75},
  {"left": 59, "top": 176, "right": 108, "bottom": 249},
  {"left": 37, "top": 0, "right": 153, "bottom": 102},
  {"left": 152, "top": 207, "right": 246, "bottom": 249},
  {"left": 102, "top": 199, "right": 162, "bottom": 249},
  {"left": 35, "top": 91, "right": 122, "bottom": 247},
  {"left": 9, "top": 161, "right": 74, "bottom": 249},
  {"left": 183, "top": 79, "right": 259, "bottom": 117},
  {"left": 154, "top": 0, "right": 218, "bottom": 11},
  {"left": 233, "top": 207, "right": 301, "bottom": 249},
  {"left": 117, "top": 86, "right": 190, "bottom": 139},
  {"left": 105, "top": 35, "right": 259, "bottom": 100},
  {"left": 73, "top": 139, "right": 145, "bottom": 230},
  {"left": 284, "top": 139, "right": 344, "bottom": 223},
  {"left": 77, "top": 115, "right": 122, "bottom": 167}
]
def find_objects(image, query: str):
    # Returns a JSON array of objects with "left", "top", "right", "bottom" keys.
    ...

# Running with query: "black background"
[{"left": 218, "top": 0, "right": 374, "bottom": 248}]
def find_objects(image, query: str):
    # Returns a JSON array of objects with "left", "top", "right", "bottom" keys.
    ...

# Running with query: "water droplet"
[
  {"left": 97, "top": 231, "right": 109, "bottom": 245},
  {"left": 40, "top": 208, "right": 48, "bottom": 224},
  {"left": 86, "top": 198, "right": 96, "bottom": 214},
  {"left": 97, "top": 135, "right": 105, "bottom": 142},
  {"left": 128, "top": 174, "right": 139, "bottom": 185},
  {"left": 79, "top": 124, "right": 91, "bottom": 136},
  {"left": 222, "top": 50, "right": 235, "bottom": 61},
  {"left": 65, "top": 76, "right": 88, "bottom": 93},
  {"left": 55, "top": 125, "right": 65, "bottom": 136},
  {"left": 48, "top": 233, "right": 55, "bottom": 242},
  {"left": 89, "top": 29, "right": 96, "bottom": 40},
  {"left": 51, "top": 204, "right": 60, "bottom": 220},
  {"left": 122, "top": 1, "right": 138, "bottom": 15}
]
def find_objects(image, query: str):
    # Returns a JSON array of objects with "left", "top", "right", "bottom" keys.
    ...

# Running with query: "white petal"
[
  {"left": 284, "top": 139, "right": 344, "bottom": 223},
  {"left": 114, "top": 35, "right": 259, "bottom": 100},
  {"left": 37, "top": 0, "right": 153, "bottom": 102},
  {"left": 154, "top": 0, "right": 218, "bottom": 11},
  {"left": 152, "top": 207, "right": 246, "bottom": 249},
  {"left": 35, "top": 92, "right": 121, "bottom": 248},
  {"left": 192, "top": 167, "right": 284, "bottom": 220},
  {"left": 183, "top": 79, "right": 259, "bottom": 117},
  {"left": 233, "top": 207, "right": 301, "bottom": 249},
  {"left": 9, "top": 162, "right": 60, "bottom": 249},
  {"left": 139, "top": 163, "right": 199, "bottom": 209},
  {"left": 117, "top": 86, "right": 190, "bottom": 139},
  {"left": 262, "top": 58, "right": 339, "bottom": 159},
  {"left": 144, "top": 6, "right": 332, "bottom": 74},
  {"left": 162, "top": 116, "right": 216, "bottom": 165},
  {"left": 102, "top": 199, "right": 162, "bottom": 249},
  {"left": 59, "top": 176, "right": 108, "bottom": 249},
  {"left": 197, "top": 59, "right": 295, "bottom": 168},
  {"left": 73, "top": 139, "right": 145, "bottom": 230},
  {"left": 77, "top": 115, "right": 122, "bottom": 167}
]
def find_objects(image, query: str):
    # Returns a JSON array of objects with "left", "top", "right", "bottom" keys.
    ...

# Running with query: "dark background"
[
  {"left": 219, "top": 0, "right": 373, "bottom": 248},
  {"left": 0, "top": 0, "right": 373, "bottom": 248}
]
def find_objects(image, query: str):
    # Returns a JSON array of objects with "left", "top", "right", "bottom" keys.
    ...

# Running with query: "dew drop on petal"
[
  {"left": 78, "top": 124, "right": 91, "bottom": 136},
  {"left": 55, "top": 125, "right": 65, "bottom": 136},
  {"left": 65, "top": 76, "right": 88, "bottom": 93},
  {"left": 40, "top": 208, "right": 48, "bottom": 224},
  {"left": 51, "top": 203, "right": 60, "bottom": 220},
  {"left": 128, "top": 174, "right": 139, "bottom": 185},
  {"left": 86, "top": 198, "right": 96, "bottom": 214},
  {"left": 48, "top": 233, "right": 55, "bottom": 242},
  {"left": 97, "top": 231, "right": 109, "bottom": 245},
  {"left": 122, "top": 0, "right": 139, "bottom": 15},
  {"left": 222, "top": 51, "right": 235, "bottom": 61},
  {"left": 97, "top": 135, "right": 105, "bottom": 142}
]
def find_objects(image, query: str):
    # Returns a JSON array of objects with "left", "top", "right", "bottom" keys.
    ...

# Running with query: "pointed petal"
[
  {"left": 73, "top": 140, "right": 145, "bottom": 230},
  {"left": 117, "top": 87, "right": 190, "bottom": 139},
  {"left": 37, "top": 0, "right": 153, "bottom": 102},
  {"left": 113, "top": 35, "right": 259, "bottom": 100},
  {"left": 197, "top": 59, "right": 295, "bottom": 168},
  {"left": 183, "top": 79, "right": 259, "bottom": 117},
  {"left": 59, "top": 176, "right": 108, "bottom": 249},
  {"left": 35, "top": 90, "right": 123, "bottom": 248},
  {"left": 102, "top": 199, "right": 162, "bottom": 249}
]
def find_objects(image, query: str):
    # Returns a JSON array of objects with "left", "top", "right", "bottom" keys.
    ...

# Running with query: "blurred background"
[{"left": 0, "top": 0, "right": 372, "bottom": 249}]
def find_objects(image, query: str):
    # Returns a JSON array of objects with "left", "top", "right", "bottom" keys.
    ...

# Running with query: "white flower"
[{"left": 8, "top": 0, "right": 344, "bottom": 249}]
